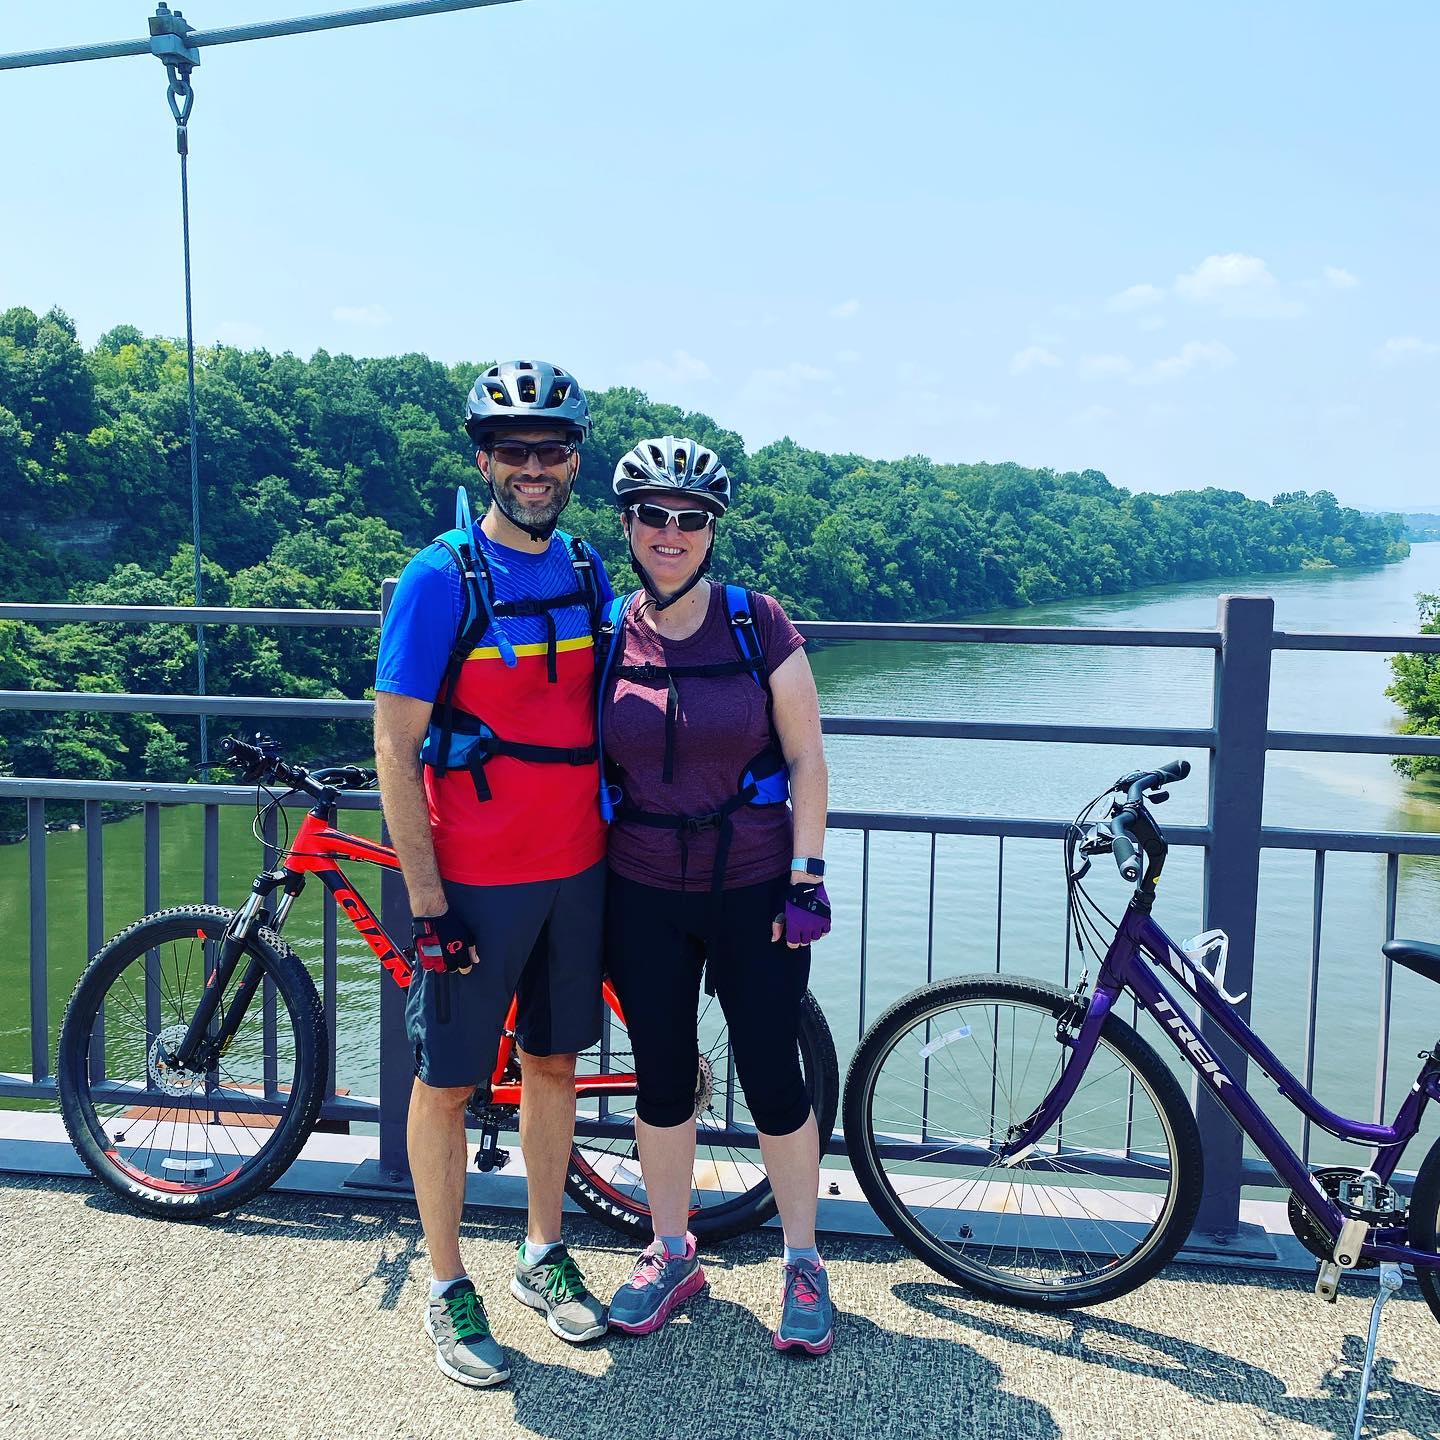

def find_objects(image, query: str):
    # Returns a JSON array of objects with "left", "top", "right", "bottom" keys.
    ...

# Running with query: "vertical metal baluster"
[
  {"left": 921, "top": 833, "right": 937, "bottom": 1142},
  {"left": 144, "top": 804, "right": 161, "bottom": 1052},
  {"left": 989, "top": 837, "right": 1003, "bottom": 1143},
  {"left": 27, "top": 799, "right": 47, "bottom": 1082},
  {"left": 262, "top": 805, "right": 278, "bottom": 1101},
  {"left": 1301, "top": 851, "right": 1325, "bottom": 1166},
  {"left": 857, "top": 829, "right": 871, "bottom": 1042},
  {"left": 202, "top": 804, "right": 221, "bottom": 1086},
  {"left": 323, "top": 865, "right": 338, "bottom": 1104},
  {"left": 1373, "top": 854, "right": 1398, "bottom": 1125},
  {"left": 85, "top": 799, "right": 104, "bottom": 1086}
]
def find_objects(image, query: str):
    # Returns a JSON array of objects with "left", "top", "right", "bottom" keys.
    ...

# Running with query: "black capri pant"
[{"left": 605, "top": 868, "right": 813, "bottom": 1137}]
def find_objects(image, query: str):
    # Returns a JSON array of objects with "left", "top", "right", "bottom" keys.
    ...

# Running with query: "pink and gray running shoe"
[
  {"left": 773, "top": 1258, "right": 834, "bottom": 1355},
  {"left": 607, "top": 1235, "right": 706, "bottom": 1335}
]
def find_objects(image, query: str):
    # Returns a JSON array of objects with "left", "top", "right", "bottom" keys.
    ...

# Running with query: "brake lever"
[{"left": 1150, "top": 790, "right": 1170, "bottom": 804}]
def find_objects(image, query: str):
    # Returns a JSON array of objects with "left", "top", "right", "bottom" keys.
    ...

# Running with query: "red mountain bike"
[{"left": 56, "top": 736, "right": 838, "bottom": 1240}]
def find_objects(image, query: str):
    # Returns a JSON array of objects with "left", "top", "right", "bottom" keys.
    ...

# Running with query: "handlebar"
[
  {"left": 219, "top": 735, "right": 377, "bottom": 797},
  {"left": 1106, "top": 758, "right": 1191, "bottom": 883}
]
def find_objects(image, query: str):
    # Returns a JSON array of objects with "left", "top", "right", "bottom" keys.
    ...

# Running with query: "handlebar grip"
[
  {"left": 1155, "top": 758, "right": 1191, "bottom": 784},
  {"left": 1110, "top": 812, "right": 1141, "bottom": 882}
]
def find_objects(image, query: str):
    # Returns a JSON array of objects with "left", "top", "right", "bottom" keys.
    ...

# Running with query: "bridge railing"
[{"left": 4, "top": 591, "right": 1440, "bottom": 1239}]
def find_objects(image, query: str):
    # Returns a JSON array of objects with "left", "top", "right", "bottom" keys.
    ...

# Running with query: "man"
[{"left": 373, "top": 360, "right": 612, "bottom": 1388}]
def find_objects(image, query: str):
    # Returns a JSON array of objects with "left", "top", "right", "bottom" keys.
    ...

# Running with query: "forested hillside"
[{"left": 0, "top": 304, "right": 1409, "bottom": 797}]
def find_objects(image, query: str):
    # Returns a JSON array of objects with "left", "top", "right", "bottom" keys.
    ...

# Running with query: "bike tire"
[
  {"left": 1406, "top": 1133, "right": 1440, "bottom": 1324},
  {"left": 57, "top": 905, "right": 328, "bottom": 1221},
  {"left": 842, "top": 973, "right": 1204, "bottom": 1309},
  {"left": 564, "top": 989, "right": 839, "bottom": 1243}
]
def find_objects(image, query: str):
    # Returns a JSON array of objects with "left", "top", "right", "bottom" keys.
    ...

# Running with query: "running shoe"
[
  {"left": 773, "top": 1258, "right": 834, "bottom": 1355},
  {"left": 425, "top": 1278, "right": 510, "bottom": 1387},
  {"left": 607, "top": 1235, "right": 706, "bottom": 1335},
  {"left": 510, "top": 1243, "right": 609, "bottom": 1343}
]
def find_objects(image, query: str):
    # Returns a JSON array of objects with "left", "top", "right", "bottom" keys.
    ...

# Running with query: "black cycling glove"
[{"left": 411, "top": 910, "right": 477, "bottom": 974}]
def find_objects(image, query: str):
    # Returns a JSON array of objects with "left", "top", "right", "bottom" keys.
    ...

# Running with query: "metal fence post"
[
  {"left": 376, "top": 577, "right": 412, "bottom": 1186},
  {"left": 1196, "top": 593, "right": 1274, "bottom": 1241}
]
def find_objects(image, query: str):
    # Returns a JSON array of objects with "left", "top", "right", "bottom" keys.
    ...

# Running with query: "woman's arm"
[{"left": 769, "top": 646, "right": 830, "bottom": 946}]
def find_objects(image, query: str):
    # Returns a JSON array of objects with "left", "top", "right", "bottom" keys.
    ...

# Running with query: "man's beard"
[{"left": 493, "top": 472, "right": 573, "bottom": 537}]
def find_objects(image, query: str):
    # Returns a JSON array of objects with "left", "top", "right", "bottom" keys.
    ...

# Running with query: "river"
[{"left": 5, "top": 544, "right": 1440, "bottom": 1167}]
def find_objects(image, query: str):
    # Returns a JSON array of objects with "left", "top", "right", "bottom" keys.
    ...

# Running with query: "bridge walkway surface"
[{"left": 2, "top": 1173, "right": 1437, "bottom": 1440}]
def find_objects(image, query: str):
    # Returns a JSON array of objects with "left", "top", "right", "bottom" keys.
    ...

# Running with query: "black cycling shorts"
[
  {"left": 404, "top": 860, "right": 604, "bottom": 1089},
  {"left": 605, "top": 868, "right": 812, "bottom": 1136}
]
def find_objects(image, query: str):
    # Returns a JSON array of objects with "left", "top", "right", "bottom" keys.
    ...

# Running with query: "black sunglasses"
[
  {"left": 489, "top": 439, "right": 576, "bottom": 468},
  {"left": 628, "top": 501, "right": 715, "bottom": 533}
]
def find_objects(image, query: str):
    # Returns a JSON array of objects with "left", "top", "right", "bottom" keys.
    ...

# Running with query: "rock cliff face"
[{"left": 17, "top": 518, "right": 121, "bottom": 559}]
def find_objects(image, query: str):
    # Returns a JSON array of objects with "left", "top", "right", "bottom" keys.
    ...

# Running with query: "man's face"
[{"left": 478, "top": 426, "right": 579, "bottom": 534}]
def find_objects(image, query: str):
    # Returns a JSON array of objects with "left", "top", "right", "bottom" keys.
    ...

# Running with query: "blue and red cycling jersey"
[{"left": 376, "top": 525, "right": 613, "bottom": 885}]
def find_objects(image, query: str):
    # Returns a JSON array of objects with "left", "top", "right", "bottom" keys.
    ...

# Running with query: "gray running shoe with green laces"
[
  {"left": 425, "top": 1278, "right": 510, "bottom": 1387},
  {"left": 607, "top": 1236, "right": 706, "bottom": 1335},
  {"left": 772, "top": 1258, "right": 834, "bottom": 1355},
  {"left": 510, "top": 1243, "right": 608, "bottom": 1342}
]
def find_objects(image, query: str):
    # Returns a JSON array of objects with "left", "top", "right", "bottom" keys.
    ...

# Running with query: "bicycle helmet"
[
  {"left": 612, "top": 436, "right": 731, "bottom": 515},
  {"left": 464, "top": 360, "right": 591, "bottom": 446},
  {"left": 615, "top": 436, "right": 730, "bottom": 611}
]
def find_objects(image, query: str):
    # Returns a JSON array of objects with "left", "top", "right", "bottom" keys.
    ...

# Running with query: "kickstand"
[{"left": 1350, "top": 1262, "right": 1404, "bottom": 1440}]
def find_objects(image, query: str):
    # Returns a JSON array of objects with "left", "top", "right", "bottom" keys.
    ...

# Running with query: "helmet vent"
[
  {"left": 518, "top": 376, "right": 537, "bottom": 402},
  {"left": 547, "top": 383, "right": 569, "bottom": 407},
  {"left": 486, "top": 385, "right": 509, "bottom": 405},
  {"left": 516, "top": 361, "right": 534, "bottom": 370},
  {"left": 694, "top": 453, "right": 711, "bottom": 475}
]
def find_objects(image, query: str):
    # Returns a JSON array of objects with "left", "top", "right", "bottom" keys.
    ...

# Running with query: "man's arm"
[{"left": 373, "top": 690, "right": 448, "bottom": 919}]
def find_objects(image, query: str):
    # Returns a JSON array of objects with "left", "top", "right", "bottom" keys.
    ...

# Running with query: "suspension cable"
[{"left": 151, "top": 8, "right": 209, "bottom": 774}]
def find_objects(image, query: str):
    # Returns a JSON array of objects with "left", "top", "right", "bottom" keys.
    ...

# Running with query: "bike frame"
[
  {"left": 177, "top": 804, "right": 638, "bottom": 1108},
  {"left": 1006, "top": 898, "right": 1440, "bottom": 1269}
]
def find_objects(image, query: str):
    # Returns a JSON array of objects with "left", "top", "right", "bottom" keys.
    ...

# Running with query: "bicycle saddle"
[{"left": 1381, "top": 939, "right": 1440, "bottom": 986}]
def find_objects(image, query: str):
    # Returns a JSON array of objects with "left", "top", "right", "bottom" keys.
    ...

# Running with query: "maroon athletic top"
[{"left": 604, "top": 584, "right": 806, "bottom": 891}]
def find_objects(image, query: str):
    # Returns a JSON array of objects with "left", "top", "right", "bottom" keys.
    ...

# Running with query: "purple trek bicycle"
[{"left": 843, "top": 761, "right": 1440, "bottom": 1422}]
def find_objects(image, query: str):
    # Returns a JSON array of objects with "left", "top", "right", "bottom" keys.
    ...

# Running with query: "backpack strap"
[
  {"left": 594, "top": 591, "right": 637, "bottom": 821},
  {"left": 723, "top": 583, "right": 767, "bottom": 685}
]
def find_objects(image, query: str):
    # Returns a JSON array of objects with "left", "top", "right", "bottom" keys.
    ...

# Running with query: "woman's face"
[{"left": 623, "top": 491, "right": 717, "bottom": 595}]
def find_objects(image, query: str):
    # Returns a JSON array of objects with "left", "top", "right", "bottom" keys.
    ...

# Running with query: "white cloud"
[
  {"left": 751, "top": 361, "right": 835, "bottom": 389},
  {"left": 1107, "top": 283, "right": 1164, "bottom": 312},
  {"left": 1073, "top": 404, "right": 1116, "bottom": 423},
  {"left": 1138, "top": 313, "right": 1166, "bottom": 332},
  {"left": 1078, "top": 353, "right": 1134, "bottom": 380},
  {"left": 1010, "top": 345, "right": 1062, "bottom": 375},
  {"left": 829, "top": 299, "right": 861, "bottom": 320},
  {"left": 624, "top": 349, "right": 713, "bottom": 388},
  {"left": 216, "top": 321, "right": 263, "bottom": 348},
  {"left": 1323, "top": 265, "right": 1359, "bottom": 289},
  {"left": 332, "top": 303, "right": 391, "bottom": 326},
  {"left": 1375, "top": 336, "right": 1440, "bottom": 367},
  {"left": 1142, "top": 340, "right": 1236, "bottom": 383},
  {"left": 1173, "top": 253, "right": 1303, "bottom": 317},
  {"left": 836, "top": 348, "right": 861, "bottom": 365}
]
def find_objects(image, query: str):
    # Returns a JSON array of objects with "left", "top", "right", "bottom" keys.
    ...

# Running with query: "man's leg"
[
  {"left": 516, "top": 1047, "right": 578, "bottom": 1246},
  {"left": 407, "top": 1077, "right": 473, "bottom": 1281}
]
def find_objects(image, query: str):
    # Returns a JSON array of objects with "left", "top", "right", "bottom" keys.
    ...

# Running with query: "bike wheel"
[
  {"left": 1406, "top": 1133, "right": 1440, "bottom": 1323},
  {"left": 843, "top": 974, "right": 1203, "bottom": 1308},
  {"left": 564, "top": 989, "right": 838, "bottom": 1243},
  {"left": 57, "top": 905, "right": 328, "bottom": 1220}
]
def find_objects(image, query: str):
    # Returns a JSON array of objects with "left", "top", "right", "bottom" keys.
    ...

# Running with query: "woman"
[{"left": 598, "top": 436, "right": 834, "bottom": 1354}]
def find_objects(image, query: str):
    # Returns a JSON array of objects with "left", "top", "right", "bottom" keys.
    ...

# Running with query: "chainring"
[{"left": 1287, "top": 1167, "right": 1379, "bottom": 1267}]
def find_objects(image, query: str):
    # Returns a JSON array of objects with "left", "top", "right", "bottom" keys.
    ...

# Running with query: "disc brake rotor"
[{"left": 148, "top": 1024, "right": 206, "bottom": 1098}]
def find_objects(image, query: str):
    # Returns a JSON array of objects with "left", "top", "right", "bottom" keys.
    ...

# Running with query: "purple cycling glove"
[{"left": 779, "top": 881, "right": 831, "bottom": 946}]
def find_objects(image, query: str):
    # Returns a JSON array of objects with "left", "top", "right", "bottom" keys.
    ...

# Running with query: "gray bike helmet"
[
  {"left": 464, "top": 360, "right": 591, "bottom": 447},
  {"left": 612, "top": 436, "right": 731, "bottom": 515}
]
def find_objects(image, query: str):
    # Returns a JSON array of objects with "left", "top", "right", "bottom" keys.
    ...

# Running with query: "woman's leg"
[
  {"left": 604, "top": 871, "right": 706, "bottom": 1238},
  {"left": 708, "top": 876, "right": 819, "bottom": 1247}
]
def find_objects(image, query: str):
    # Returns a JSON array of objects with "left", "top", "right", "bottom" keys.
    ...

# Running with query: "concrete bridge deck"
[{"left": 3, "top": 1172, "right": 1437, "bottom": 1440}]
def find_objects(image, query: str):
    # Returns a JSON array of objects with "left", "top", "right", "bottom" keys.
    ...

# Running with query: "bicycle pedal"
[
  {"left": 1333, "top": 1215, "right": 1368, "bottom": 1269},
  {"left": 473, "top": 1146, "right": 511, "bottom": 1173},
  {"left": 1315, "top": 1260, "right": 1344, "bottom": 1301}
]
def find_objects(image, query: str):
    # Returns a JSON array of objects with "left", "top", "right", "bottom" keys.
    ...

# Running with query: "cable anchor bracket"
[{"left": 149, "top": 4, "right": 200, "bottom": 148}]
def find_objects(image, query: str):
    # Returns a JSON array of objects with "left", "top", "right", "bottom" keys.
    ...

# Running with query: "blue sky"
[{"left": 3, "top": 1, "right": 1437, "bottom": 509}]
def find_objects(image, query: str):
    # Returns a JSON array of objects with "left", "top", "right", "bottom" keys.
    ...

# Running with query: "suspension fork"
[{"left": 169, "top": 872, "right": 295, "bottom": 1067}]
